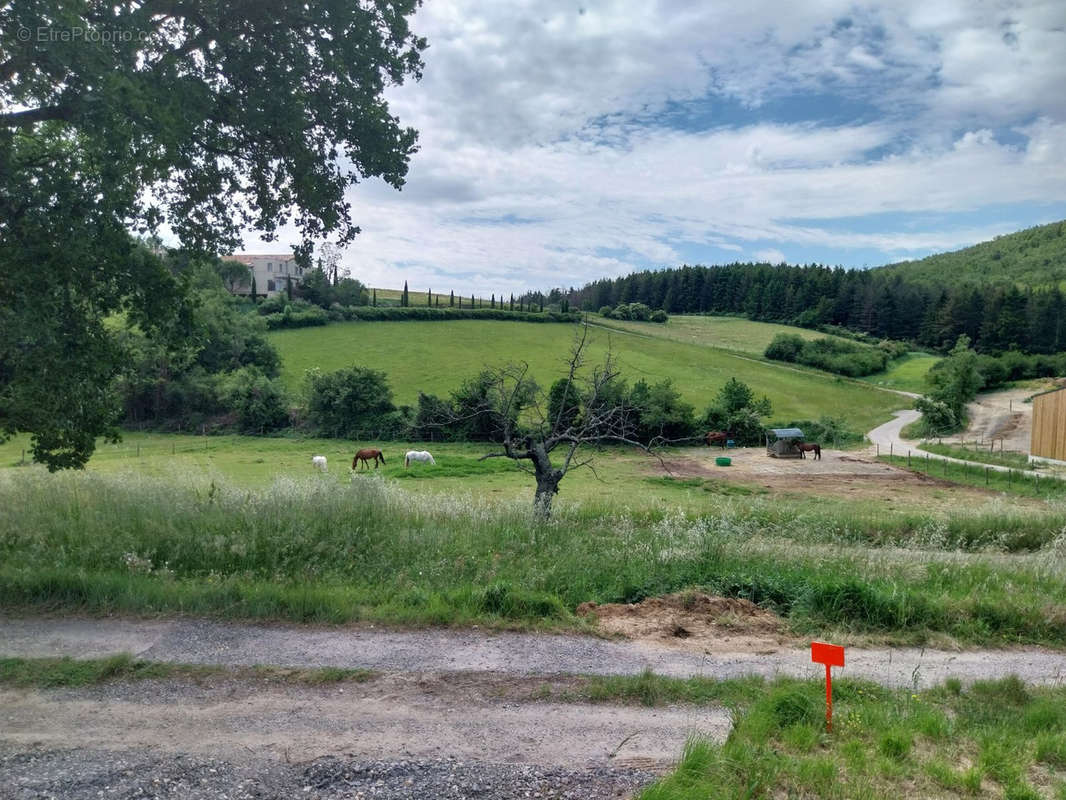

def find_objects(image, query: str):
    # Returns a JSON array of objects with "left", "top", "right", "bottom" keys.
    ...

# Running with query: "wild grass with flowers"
[{"left": 2, "top": 468, "right": 1066, "bottom": 645}]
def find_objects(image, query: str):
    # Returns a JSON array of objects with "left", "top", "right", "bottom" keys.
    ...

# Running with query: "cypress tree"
[
  {"left": 402, "top": 280, "right": 409, "bottom": 307},
  {"left": 428, "top": 288, "right": 431, "bottom": 307},
  {"left": 250, "top": 275, "right": 257, "bottom": 303},
  {"left": 510, "top": 293, "right": 514, "bottom": 311},
  {"left": 372, "top": 287, "right": 377, "bottom": 306},
  {"left": 491, "top": 293, "right": 495, "bottom": 309},
  {"left": 539, "top": 294, "right": 544, "bottom": 312},
  {"left": 450, "top": 290, "right": 454, "bottom": 307},
  {"left": 286, "top": 275, "right": 293, "bottom": 301},
  {"left": 458, "top": 295, "right": 462, "bottom": 308}
]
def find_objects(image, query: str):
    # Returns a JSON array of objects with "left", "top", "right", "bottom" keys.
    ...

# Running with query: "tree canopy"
[{"left": 1, "top": 0, "right": 426, "bottom": 468}]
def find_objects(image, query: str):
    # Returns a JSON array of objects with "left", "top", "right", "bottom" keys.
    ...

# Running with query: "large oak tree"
[{"left": 1, "top": 0, "right": 426, "bottom": 468}]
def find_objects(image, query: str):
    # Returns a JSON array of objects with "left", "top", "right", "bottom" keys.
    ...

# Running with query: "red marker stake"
[{"left": 811, "top": 641, "right": 845, "bottom": 732}]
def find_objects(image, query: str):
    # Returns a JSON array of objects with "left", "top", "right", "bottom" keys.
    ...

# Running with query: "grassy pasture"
[
  {"left": 268, "top": 319, "right": 906, "bottom": 432},
  {"left": 591, "top": 314, "right": 857, "bottom": 356},
  {"left": 859, "top": 351, "right": 942, "bottom": 394}
]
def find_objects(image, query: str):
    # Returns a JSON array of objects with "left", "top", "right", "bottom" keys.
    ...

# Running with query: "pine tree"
[{"left": 402, "top": 280, "right": 409, "bottom": 307}]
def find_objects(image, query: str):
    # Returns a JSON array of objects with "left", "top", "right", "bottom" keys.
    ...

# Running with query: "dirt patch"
[
  {"left": 654, "top": 448, "right": 1022, "bottom": 506},
  {"left": 577, "top": 593, "right": 793, "bottom": 654}
]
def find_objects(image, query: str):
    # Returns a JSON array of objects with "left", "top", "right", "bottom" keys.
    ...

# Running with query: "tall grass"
[{"left": 2, "top": 470, "right": 1065, "bottom": 644}]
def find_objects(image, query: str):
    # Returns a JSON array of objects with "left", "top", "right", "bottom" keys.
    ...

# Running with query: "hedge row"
[{"left": 264, "top": 305, "right": 582, "bottom": 328}]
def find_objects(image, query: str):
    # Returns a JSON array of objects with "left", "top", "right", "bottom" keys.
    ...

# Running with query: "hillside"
[
  {"left": 876, "top": 219, "right": 1066, "bottom": 286},
  {"left": 268, "top": 318, "right": 906, "bottom": 431}
]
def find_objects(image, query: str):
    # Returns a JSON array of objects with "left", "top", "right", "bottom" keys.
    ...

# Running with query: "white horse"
[
  {"left": 311, "top": 455, "right": 328, "bottom": 472},
  {"left": 404, "top": 450, "right": 436, "bottom": 468}
]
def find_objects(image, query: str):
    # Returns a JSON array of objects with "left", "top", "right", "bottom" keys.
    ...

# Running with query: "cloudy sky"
[{"left": 247, "top": 0, "right": 1066, "bottom": 295}]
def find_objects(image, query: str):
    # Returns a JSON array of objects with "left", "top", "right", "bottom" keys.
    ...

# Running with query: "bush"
[
  {"left": 764, "top": 334, "right": 889, "bottom": 377},
  {"left": 649, "top": 309, "right": 668, "bottom": 323},
  {"left": 223, "top": 367, "right": 289, "bottom": 434},
  {"left": 304, "top": 366, "right": 398, "bottom": 439},
  {"left": 764, "top": 333, "right": 805, "bottom": 362},
  {"left": 628, "top": 378, "right": 697, "bottom": 443},
  {"left": 599, "top": 305, "right": 614, "bottom": 318}
]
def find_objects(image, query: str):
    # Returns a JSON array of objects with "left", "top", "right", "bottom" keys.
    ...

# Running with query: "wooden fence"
[{"left": 1031, "top": 388, "right": 1066, "bottom": 462}]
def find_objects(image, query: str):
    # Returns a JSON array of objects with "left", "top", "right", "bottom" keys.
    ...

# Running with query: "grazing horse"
[
  {"left": 311, "top": 455, "right": 327, "bottom": 472},
  {"left": 704, "top": 430, "right": 728, "bottom": 448},
  {"left": 404, "top": 450, "right": 436, "bottom": 468},
  {"left": 352, "top": 448, "right": 386, "bottom": 470},
  {"left": 797, "top": 442, "right": 822, "bottom": 460}
]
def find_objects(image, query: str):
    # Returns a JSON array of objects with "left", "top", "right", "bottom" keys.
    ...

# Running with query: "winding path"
[{"left": 867, "top": 408, "right": 1057, "bottom": 480}]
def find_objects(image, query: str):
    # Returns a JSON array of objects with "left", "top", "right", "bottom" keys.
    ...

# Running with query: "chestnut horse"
[
  {"left": 352, "top": 448, "right": 386, "bottom": 469},
  {"left": 704, "top": 430, "right": 728, "bottom": 448},
  {"left": 797, "top": 442, "right": 821, "bottom": 460}
]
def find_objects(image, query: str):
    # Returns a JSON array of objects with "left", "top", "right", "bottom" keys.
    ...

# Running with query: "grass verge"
[
  {"left": 920, "top": 441, "right": 1037, "bottom": 470},
  {"left": 878, "top": 454, "right": 1066, "bottom": 500},
  {"left": 641, "top": 675, "right": 1066, "bottom": 800},
  {"left": 0, "top": 655, "right": 374, "bottom": 688}
]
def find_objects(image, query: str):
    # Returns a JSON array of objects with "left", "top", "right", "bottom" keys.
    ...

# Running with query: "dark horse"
[
  {"left": 798, "top": 442, "right": 821, "bottom": 460},
  {"left": 704, "top": 430, "right": 728, "bottom": 448},
  {"left": 353, "top": 448, "right": 386, "bottom": 469}
]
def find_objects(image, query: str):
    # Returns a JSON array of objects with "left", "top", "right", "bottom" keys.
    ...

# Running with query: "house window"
[
  {"left": 267, "top": 262, "right": 273, "bottom": 272},
  {"left": 267, "top": 280, "right": 276, "bottom": 292}
]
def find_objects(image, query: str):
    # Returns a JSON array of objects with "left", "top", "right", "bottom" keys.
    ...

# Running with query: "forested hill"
[{"left": 875, "top": 219, "right": 1066, "bottom": 286}]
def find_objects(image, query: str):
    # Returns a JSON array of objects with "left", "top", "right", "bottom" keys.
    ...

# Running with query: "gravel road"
[{"left": 5, "top": 616, "right": 1066, "bottom": 688}]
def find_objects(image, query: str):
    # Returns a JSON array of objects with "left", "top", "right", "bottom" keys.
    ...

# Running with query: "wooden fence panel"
[{"left": 1032, "top": 389, "right": 1066, "bottom": 461}]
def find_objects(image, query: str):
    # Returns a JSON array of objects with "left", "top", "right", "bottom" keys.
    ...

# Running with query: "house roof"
[
  {"left": 228, "top": 253, "right": 295, "bottom": 263},
  {"left": 768, "top": 427, "right": 804, "bottom": 439}
]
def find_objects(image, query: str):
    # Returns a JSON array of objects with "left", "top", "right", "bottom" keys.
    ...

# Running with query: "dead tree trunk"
[{"left": 528, "top": 438, "right": 562, "bottom": 518}]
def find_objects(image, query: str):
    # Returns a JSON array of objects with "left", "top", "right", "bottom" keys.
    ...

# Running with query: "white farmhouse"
[{"left": 226, "top": 253, "right": 305, "bottom": 297}]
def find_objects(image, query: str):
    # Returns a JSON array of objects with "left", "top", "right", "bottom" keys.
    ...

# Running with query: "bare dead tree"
[
  {"left": 318, "top": 242, "right": 345, "bottom": 286},
  {"left": 474, "top": 323, "right": 652, "bottom": 518}
]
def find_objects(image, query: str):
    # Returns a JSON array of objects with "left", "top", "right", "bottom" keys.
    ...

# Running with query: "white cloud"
[
  {"left": 755, "top": 249, "right": 787, "bottom": 263},
  {"left": 239, "top": 0, "right": 1066, "bottom": 292}
]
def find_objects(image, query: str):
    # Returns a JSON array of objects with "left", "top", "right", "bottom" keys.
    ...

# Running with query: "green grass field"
[
  {"left": 371, "top": 287, "right": 495, "bottom": 307},
  {"left": 269, "top": 319, "right": 906, "bottom": 432},
  {"left": 859, "top": 352, "right": 941, "bottom": 394},
  {"left": 591, "top": 314, "right": 857, "bottom": 356}
]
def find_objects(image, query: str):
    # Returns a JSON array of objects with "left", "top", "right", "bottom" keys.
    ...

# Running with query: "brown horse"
[
  {"left": 797, "top": 442, "right": 821, "bottom": 460},
  {"left": 704, "top": 431, "right": 728, "bottom": 448},
  {"left": 352, "top": 448, "right": 386, "bottom": 469}
]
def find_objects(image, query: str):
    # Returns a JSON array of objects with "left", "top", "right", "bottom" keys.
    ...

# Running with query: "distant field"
[
  {"left": 859, "top": 352, "right": 941, "bottom": 394},
  {"left": 268, "top": 319, "right": 905, "bottom": 431},
  {"left": 591, "top": 314, "right": 857, "bottom": 355},
  {"left": 372, "top": 287, "right": 497, "bottom": 307}
]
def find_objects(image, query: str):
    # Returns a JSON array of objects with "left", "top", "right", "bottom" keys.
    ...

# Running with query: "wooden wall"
[{"left": 1031, "top": 389, "right": 1066, "bottom": 461}]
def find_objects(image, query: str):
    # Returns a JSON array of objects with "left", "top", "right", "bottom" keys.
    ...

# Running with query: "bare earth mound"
[{"left": 578, "top": 593, "right": 793, "bottom": 654}]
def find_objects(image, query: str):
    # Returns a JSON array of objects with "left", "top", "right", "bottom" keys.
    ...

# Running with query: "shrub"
[
  {"left": 599, "top": 305, "right": 614, "bottom": 318},
  {"left": 304, "top": 366, "right": 398, "bottom": 438},
  {"left": 649, "top": 309, "right": 668, "bottom": 323},
  {"left": 222, "top": 367, "right": 290, "bottom": 434},
  {"left": 765, "top": 333, "right": 805, "bottom": 362},
  {"left": 764, "top": 334, "right": 890, "bottom": 377}
]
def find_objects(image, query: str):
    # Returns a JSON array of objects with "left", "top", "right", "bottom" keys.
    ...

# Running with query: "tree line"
[{"left": 564, "top": 264, "right": 1066, "bottom": 355}]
